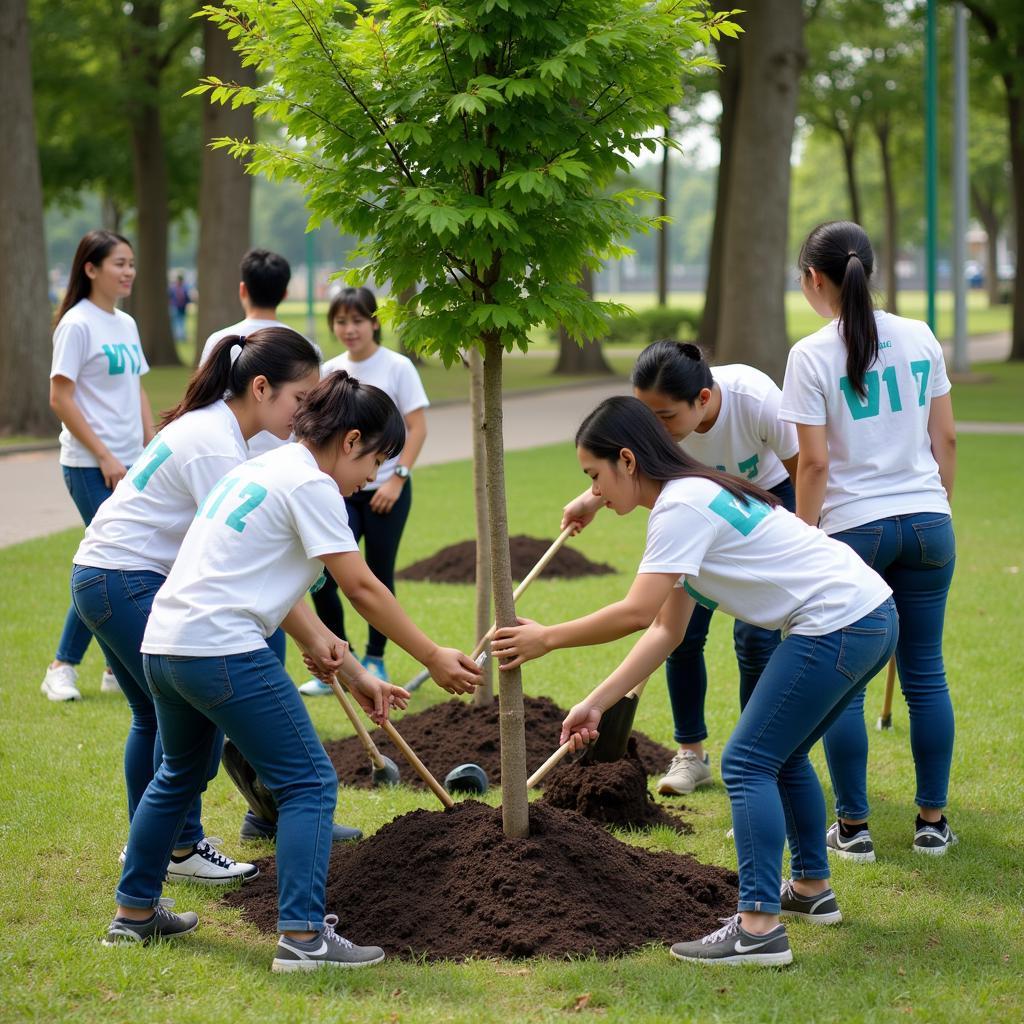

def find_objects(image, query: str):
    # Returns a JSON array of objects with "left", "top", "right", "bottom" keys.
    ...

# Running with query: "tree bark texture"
[
  {"left": 194, "top": 18, "right": 254, "bottom": 363},
  {"left": 838, "top": 122, "right": 862, "bottom": 227},
  {"left": 483, "top": 332, "right": 529, "bottom": 837},
  {"left": 699, "top": 27, "right": 740, "bottom": 353},
  {"left": 469, "top": 347, "right": 494, "bottom": 707},
  {"left": 876, "top": 119, "right": 899, "bottom": 315},
  {"left": 971, "top": 183, "right": 1003, "bottom": 307},
  {"left": 553, "top": 266, "right": 612, "bottom": 374},
  {"left": 716, "top": 0, "right": 804, "bottom": 381},
  {"left": 0, "top": 0, "right": 56, "bottom": 436}
]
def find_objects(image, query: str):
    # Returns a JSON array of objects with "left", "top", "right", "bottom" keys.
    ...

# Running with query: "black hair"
[
  {"left": 55, "top": 230, "right": 132, "bottom": 326},
  {"left": 798, "top": 221, "right": 878, "bottom": 398},
  {"left": 160, "top": 326, "right": 319, "bottom": 427},
  {"left": 241, "top": 248, "right": 291, "bottom": 309},
  {"left": 631, "top": 340, "right": 714, "bottom": 403},
  {"left": 327, "top": 286, "right": 381, "bottom": 342},
  {"left": 293, "top": 369, "right": 405, "bottom": 457},
  {"left": 575, "top": 396, "right": 779, "bottom": 509}
]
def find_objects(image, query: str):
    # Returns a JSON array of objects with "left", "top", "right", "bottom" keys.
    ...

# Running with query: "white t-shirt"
[
  {"left": 50, "top": 299, "right": 150, "bottom": 467},
  {"left": 680, "top": 364, "right": 797, "bottom": 489},
  {"left": 780, "top": 311, "right": 952, "bottom": 534},
  {"left": 321, "top": 346, "right": 429, "bottom": 490},
  {"left": 142, "top": 443, "right": 359, "bottom": 656},
  {"left": 638, "top": 477, "right": 891, "bottom": 637},
  {"left": 74, "top": 401, "right": 247, "bottom": 576}
]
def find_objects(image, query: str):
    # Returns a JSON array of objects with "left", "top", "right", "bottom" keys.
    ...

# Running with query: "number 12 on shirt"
[{"left": 195, "top": 474, "right": 268, "bottom": 533}]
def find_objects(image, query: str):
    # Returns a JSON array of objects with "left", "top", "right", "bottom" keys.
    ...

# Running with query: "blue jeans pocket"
[
  {"left": 168, "top": 657, "right": 234, "bottom": 710},
  {"left": 71, "top": 571, "right": 112, "bottom": 631},
  {"left": 835, "top": 524, "right": 884, "bottom": 567},
  {"left": 835, "top": 614, "right": 892, "bottom": 683},
  {"left": 912, "top": 515, "right": 955, "bottom": 568}
]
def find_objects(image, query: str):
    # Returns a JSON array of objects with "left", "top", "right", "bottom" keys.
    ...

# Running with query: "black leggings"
[{"left": 312, "top": 480, "right": 412, "bottom": 658}]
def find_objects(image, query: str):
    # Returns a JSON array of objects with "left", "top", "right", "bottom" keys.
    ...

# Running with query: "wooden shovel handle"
[
  {"left": 378, "top": 719, "right": 454, "bottom": 809},
  {"left": 527, "top": 740, "right": 574, "bottom": 789},
  {"left": 327, "top": 676, "right": 387, "bottom": 770}
]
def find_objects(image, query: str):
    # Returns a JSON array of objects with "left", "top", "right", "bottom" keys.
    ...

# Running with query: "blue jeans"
[
  {"left": 56, "top": 467, "right": 116, "bottom": 664},
  {"left": 122, "top": 648, "right": 337, "bottom": 932},
  {"left": 824, "top": 513, "right": 956, "bottom": 818},
  {"left": 722, "top": 598, "right": 897, "bottom": 913},
  {"left": 666, "top": 477, "right": 795, "bottom": 744},
  {"left": 71, "top": 565, "right": 213, "bottom": 847}
]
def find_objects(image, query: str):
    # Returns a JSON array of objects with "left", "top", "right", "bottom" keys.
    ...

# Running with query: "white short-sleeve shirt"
[
  {"left": 638, "top": 477, "right": 891, "bottom": 637},
  {"left": 780, "top": 311, "right": 951, "bottom": 534},
  {"left": 322, "top": 346, "right": 429, "bottom": 490},
  {"left": 50, "top": 299, "right": 150, "bottom": 467},
  {"left": 142, "top": 443, "right": 359, "bottom": 656},
  {"left": 74, "top": 401, "right": 247, "bottom": 576},
  {"left": 680, "top": 364, "right": 798, "bottom": 489}
]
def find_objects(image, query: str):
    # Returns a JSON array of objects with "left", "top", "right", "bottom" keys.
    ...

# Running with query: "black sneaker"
[
  {"left": 826, "top": 821, "right": 876, "bottom": 863},
  {"left": 913, "top": 819, "right": 958, "bottom": 856},
  {"left": 670, "top": 914, "right": 792, "bottom": 966},
  {"left": 779, "top": 879, "right": 843, "bottom": 924},
  {"left": 239, "top": 811, "right": 362, "bottom": 845},
  {"left": 271, "top": 914, "right": 385, "bottom": 972},
  {"left": 102, "top": 899, "right": 199, "bottom": 946}
]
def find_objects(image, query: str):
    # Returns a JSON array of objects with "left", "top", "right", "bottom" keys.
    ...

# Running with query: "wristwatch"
[{"left": 394, "top": 465, "right": 411, "bottom": 480}]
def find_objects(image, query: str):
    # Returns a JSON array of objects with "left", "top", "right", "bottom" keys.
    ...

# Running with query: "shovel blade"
[
  {"left": 371, "top": 756, "right": 401, "bottom": 786},
  {"left": 221, "top": 739, "right": 279, "bottom": 822},
  {"left": 581, "top": 694, "right": 639, "bottom": 764}
]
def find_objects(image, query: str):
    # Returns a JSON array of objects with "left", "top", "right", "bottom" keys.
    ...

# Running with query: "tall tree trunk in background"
[
  {"left": 469, "top": 347, "right": 493, "bottom": 707},
  {"left": 483, "top": 332, "right": 529, "bottom": 837},
  {"left": 699, "top": 26, "right": 740, "bottom": 353},
  {"left": 194, "top": 18, "right": 254, "bottom": 363},
  {"left": 716, "top": 0, "right": 804, "bottom": 381},
  {"left": 839, "top": 125, "right": 862, "bottom": 226},
  {"left": 656, "top": 112, "right": 671, "bottom": 306},
  {"left": 876, "top": 118, "right": 899, "bottom": 314},
  {"left": 101, "top": 194, "right": 125, "bottom": 234},
  {"left": 971, "top": 184, "right": 1003, "bottom": 307},
  {"left": 0, "top": 0, "right": 54, "bottom": 436},
  {"left": 553, "top": 266, "right": 613, "bottom": 374},
  {"left": 126, "top": 0, "right": 178, "bottom": 365}
]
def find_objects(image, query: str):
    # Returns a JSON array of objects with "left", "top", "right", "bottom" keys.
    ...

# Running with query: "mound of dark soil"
[
  {"left": 223, "top": 800, "right": 736, "bottom": 960},
  {"left": 397, "top": 535, "right": 615, "bottom": 584},
  {"left": 541, "top": 739, "right": 689, "bottom": 833},
  {"left": 324, "top": 695, "right": 674, "bottom": 791}
]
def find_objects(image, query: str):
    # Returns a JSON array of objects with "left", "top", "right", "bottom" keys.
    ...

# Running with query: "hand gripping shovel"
[
  {"left": 326, "top": 674, "right": 401, "bottom": 787},
  {"left": 579, "top": 677, "right": 650, "bottom": 765},
  {"left": 405, "top": 525, "right": 575, "bottom": 692}
]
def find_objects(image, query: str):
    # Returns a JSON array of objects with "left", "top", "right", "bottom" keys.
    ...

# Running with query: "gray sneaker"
[
  {"left": 657, "top": 750, "right": 713, "bottom": 795},
  {"left": 779, "top": 879, "right": 843, "bottom": 924},
  {"left": 913, "top": 819, "right": 958, "bottom": 856},
  {"left": 670, "top": 914, "right": 792, "bottom": 966},
  {"left": 826, "top": 821, "right": 876, "bottom": 863},
  {"left": 271, "top": 914, "right": 385, "bottom": 972},
  {"left": 102, "top": 898, "right": 198, "bottom": 946}
]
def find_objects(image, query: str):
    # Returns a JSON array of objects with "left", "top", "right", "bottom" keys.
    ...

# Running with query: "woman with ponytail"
[
  {"left": 563, "top": 341, "right": 799, "bottom": 796},
  {"left": 781, "top": 221, "right": 958, "bottom": 860},
  {"left": 73, "top": 326, "right": 320, "bottom": 886},
  {"left": 493, "top": 396, "right": 896, "bottom": 966},
  {"left": 103, "top": 370, "right": 479, "bottom": 968},
  {"left": 43, "top": 231, "right": 153, "bottom": 702}
]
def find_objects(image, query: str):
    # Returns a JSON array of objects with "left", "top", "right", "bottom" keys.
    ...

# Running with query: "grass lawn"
[{"left": 1, "top": 435, "right": 1022, "bottom": 1022}]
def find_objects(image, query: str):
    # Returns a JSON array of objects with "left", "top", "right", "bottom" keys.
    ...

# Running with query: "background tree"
[
  {"left": 0, "top": 0, "right": 53, "bottom": 437},
  {"left": 196, "top": 0, "right": 733, "bottom": 838}
]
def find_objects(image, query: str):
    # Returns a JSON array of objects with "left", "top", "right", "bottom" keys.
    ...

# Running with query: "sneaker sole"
[
  {"left": 101, "top": 918, "right": 199, "bottom": 947},
  {"left": 826, "top": 846, "right": 876, "bottom": 863},
  {"left": 670, "top": 948, "right": 793, "bottom": 967},
  {"left": 913, "top": 842, "right": 955, "bottom": 856},
  {"left": 780, "top": 908, "right": 843, "bottom": 925},
  {"left": 41, "top": 684, "right": 81, "bottom": 702},
  {"left": 657, "top": 775, "right": 713, "bottom": 796},
  {"left": 271, "top": 952, "right": 385, "bottom": 972},
  {"left": 165, "top": 867, "right": 260, "bottom": 886}
]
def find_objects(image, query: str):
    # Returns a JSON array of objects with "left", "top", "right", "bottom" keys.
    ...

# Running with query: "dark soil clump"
[
  {"left": 397, "top": 535, "right": 615, "bottom": 584},
  {"left": 223, "top": 800, "right": 737, "bottom": 960},
  {"left": 542, "top": 739, "right": 690, "bottom": 833},
  {"left": 325, "top": 695, "right": 674, "bottom": 791}
]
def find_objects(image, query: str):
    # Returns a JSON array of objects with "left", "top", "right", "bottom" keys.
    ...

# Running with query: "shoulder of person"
[
  {"left": 715, "top": 363, "right": 779, "bottom": 399},
  {"left": 878, "top": 311, "right": 941, "bottom": 348},
  {"left": 321, "top": 352, "right": 349, "bottom": 376}
]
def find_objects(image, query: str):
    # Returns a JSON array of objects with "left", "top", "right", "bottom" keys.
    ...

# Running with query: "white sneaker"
[
  {"left": 657, "top": 750, "right": 713, "bottom": 795},
  {"left": 101, "top": 669, "right": 122, "bottom": 694},
  {"left": 298, "top": 677, "right": 334, "bottom": 697},
  {"left": 164, "top": 837, "right": 259, "bottom": 886},
  {"left": 41, "top": 663, "right": 82, "bottom": 702}
]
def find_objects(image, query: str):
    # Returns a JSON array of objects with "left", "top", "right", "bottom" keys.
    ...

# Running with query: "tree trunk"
[
  {"left": 971, "top": 183, "right": 1002, "bottom": 307},
  {"left": 716, "top": 0, "right": 804, "bottom": 381},
  {"left": 483, "top": 331, "right": 529, "bottom": 838},
  {"left": 1008, "top": 91, "right": 1024, "bottom": 359},
  {"left": 0, "top": 0, "right": 54, "bottom": 436},
  {"left": 699, "top": 27, "right": 740, "bottom": 352},
  {"left": 656, "top": 114, "right": 671, "bottom": 306},
  {"left": 127, "top": 0, "right": 178, "bottom": 366},
  {"left": 553, "top": 266, "right": 613, "bottom": 374},
  {"left": 840, "top": 129, "right": 862, "bottom": 227},
  {"left": 396, "top": 284, "right": 424, "bottom": 364},
  {"left": 194, "top": 18, "right": 254, "bottom": 363},
  {"left": 469, "top": 346, "right": 494, "bottom": 707},
  {"left": 876, "top": 120, "right": 899, "bottom": 315}
]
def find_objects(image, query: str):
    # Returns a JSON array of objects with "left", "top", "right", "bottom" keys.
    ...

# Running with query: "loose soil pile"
[
  {"left": 324, "top": 695, "right": 674, "bottom": 790},
  {"left": 223, "top": 801, "right": 737, "bottom": 960},
  {"left": 542, "top": 739, "right": 690, "bottom": 833},
  {"left": 397, "top": 535, "right": 615, "bottom": 584}
]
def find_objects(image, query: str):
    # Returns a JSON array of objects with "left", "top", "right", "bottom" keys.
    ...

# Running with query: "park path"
[{"left": 2, "top": 330, "right": 1019, "bottom": 549}]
